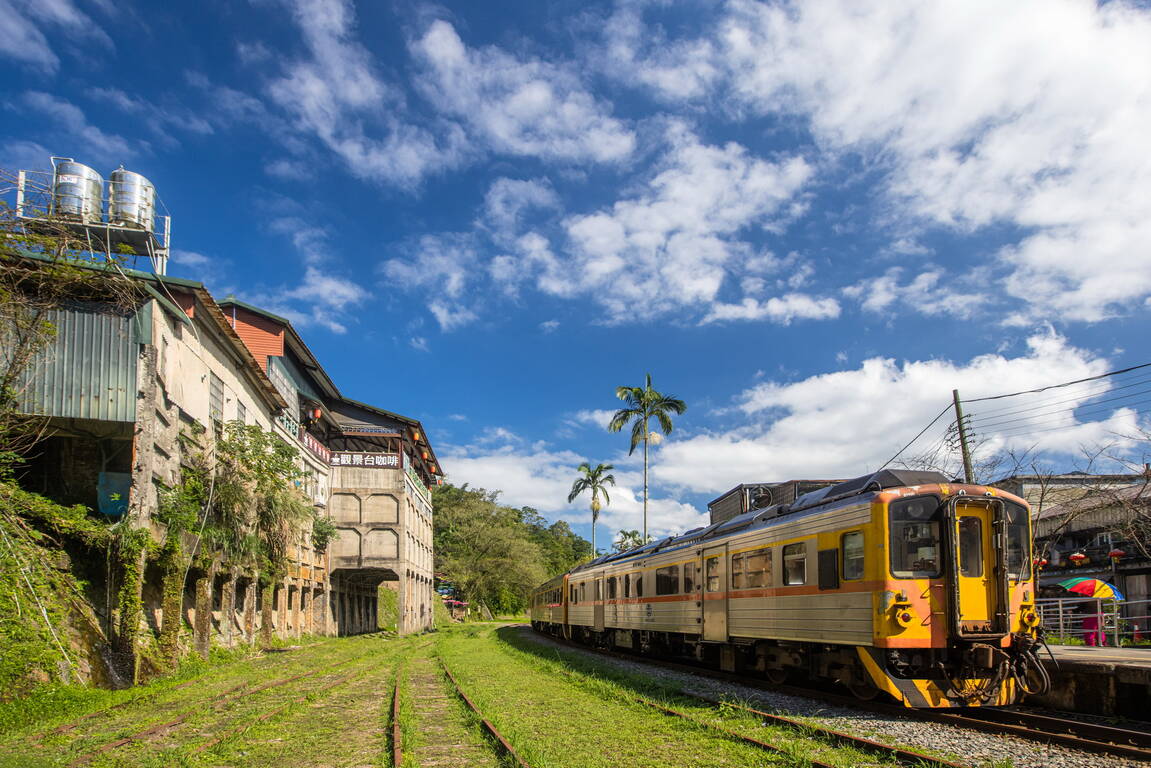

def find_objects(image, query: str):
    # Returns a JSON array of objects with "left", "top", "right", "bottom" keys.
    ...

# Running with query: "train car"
[{"left": 529, "top": 469, "right": 1050, "bottom": 708}]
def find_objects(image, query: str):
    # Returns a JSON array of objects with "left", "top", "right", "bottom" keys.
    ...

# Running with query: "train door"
[
  {"left": 702, "top": 544, "right": 728, "bottom": 642},
  {"left": 593, "top": 576, "right": 605, "bottom": 632},
  {"left": 952, "top": 500, "right": 1004, "bottom": 635}
]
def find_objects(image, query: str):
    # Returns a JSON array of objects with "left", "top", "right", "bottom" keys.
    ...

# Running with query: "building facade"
[{"left": 12, "top": 256, "right": 440, "bottom": 681}]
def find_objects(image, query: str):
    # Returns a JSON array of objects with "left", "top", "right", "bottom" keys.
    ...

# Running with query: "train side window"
[
  {"left": 596, "top": 580, "right": 602, "bottom": 600},
  {"left": 958, "top": 517, "right": 983, "bottom": 577},
  {"left": 655, "top": 565, "right": 680, "bottom": 595},
  {"left": 623, "top": 574, "right": 631, "bottom": 598},
  {"left": 746, "top": 548, "right": 771, "bottom": 588},
  {"left": 889, "top": 496, "right": 942, "bottom": 578},
  {"left": 842, "top": 532, "right": 864, "bottom": 580},
  {"left": 730, "top": 552, "right": 746, "bottom": 589},
  {"left": 705, "top": 556, "right": 720, "bottom": 592},
  {"left": 783, "top": 543, "right": 806, "bottom": 585},
  {"left": 608, "top": 577, "right": 617, "bottom": 599},
  {"left": 683, "top": 562, "right": 698, "bottom": 593},
  {"left": 1004, "top": 502, "right": 1032, "bottom": 581},
  {"left": 635, "top": 572, "right": 644, "bottom": 597},
  {"left": 569, "top": 585, "right": 577, "bottom": 603},
  {"left": 580, "top": 582, "right": 587, "bottom": 603}
]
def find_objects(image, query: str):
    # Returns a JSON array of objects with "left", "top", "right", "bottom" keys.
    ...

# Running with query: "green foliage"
[
  {"left": 433, "top": 484, "right": 591, "bottom": 614},
  {"left": 608, "top": 373, "right": 687, "bottom": 455},
  {"left": 567, "top": 462, "right": 616, "bottom": 555},
  {"left": 613, "top": 529, "right": 647, "bottom": 552},
  {"left": 311, "top": 513, "right": 338, "bottom": 553}
]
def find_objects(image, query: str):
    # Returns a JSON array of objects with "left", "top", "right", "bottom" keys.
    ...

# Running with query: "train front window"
[
  {"left": 889, "top": 496, "right": 942, "bottom": 578},
  {"left": 1005, "top": 502, "right": 1032, "bottom": 580},
  {"left": 958, "top": 517, "right": 983, "bottom": 577}
]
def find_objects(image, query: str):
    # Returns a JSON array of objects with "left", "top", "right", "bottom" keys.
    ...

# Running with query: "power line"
[
  {"left": 969, "top": 387, "right": 1151, "bottom": 430},
  {"left": 966, "top": 373, "right": 1151, "bottom": 420},
  {"left": 962, "top": 361, "right": 1151, "bottom": 404},
  {"left": 880, "top": 404, "right": 954, "bottom": 470}
]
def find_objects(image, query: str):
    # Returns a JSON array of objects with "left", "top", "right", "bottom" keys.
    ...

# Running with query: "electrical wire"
[
  {"left": 969, "top": 388, "right": 1151, "bottom": 430},
  {"left": 965, "top": 373, "right": 1151, "bottom": 420},
  {"left": 974, "top": 398, "right": 1151, "bottom": 437},
  {"left": 879, "top": 403, "right": 954, "bottom": 470},
  {"left": 962, "top": 361, "right": 1151, "bottom": 404}
]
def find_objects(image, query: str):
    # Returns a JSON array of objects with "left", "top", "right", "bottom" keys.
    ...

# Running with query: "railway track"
[
  {"left": 440, "top": 657, "right": 532, "bottom": 768},
  {"left": 63, "top": 653, "right": 369, "bottom": 766},
  {"left": 531, "top": 628, "right": 1151, "bottom": 765}
]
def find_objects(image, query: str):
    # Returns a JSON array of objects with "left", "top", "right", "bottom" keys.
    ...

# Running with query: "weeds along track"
[
  {"left": 65, "top": 653, "right": 369, "bottom": 767},
  {"left": 439, "top": 624, "right": 916, "bottom": 768},
  {"left": 439, "top": 657, "right": 531, "bottom": 768}
]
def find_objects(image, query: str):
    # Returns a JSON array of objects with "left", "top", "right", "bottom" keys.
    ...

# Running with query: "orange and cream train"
[{"left": 530, "top": 469, "right": 1050, "bottom": 708}]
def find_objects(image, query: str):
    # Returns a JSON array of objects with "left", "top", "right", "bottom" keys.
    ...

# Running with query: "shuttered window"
[{"left": 209, "top": 372, "right": 224, "bottom": 424}]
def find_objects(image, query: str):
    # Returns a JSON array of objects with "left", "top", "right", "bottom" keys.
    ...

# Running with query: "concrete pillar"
[
  {"left": 241, "top": 578, "right": 256, "bottom": 644},
  {"left": 220, "top": 571, "right": 237, "bottom": 647},
  {"left": 193, "top": 563, "right": 217, "bottom": 659}
]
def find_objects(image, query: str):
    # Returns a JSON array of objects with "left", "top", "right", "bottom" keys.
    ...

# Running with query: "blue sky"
[{"left": 4, "top": 0, "right": 1151, "bottom": 548}]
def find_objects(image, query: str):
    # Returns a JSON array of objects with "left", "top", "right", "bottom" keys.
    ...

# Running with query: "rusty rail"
[
  {"left": 439, "top": 658, "right": 532, "bottom": 768},
  {"left": 65, "top": 655, "right": 359, "bottom": 766},
  {"left": 391, "top": 664, "right": 403, "bottom": 768}
]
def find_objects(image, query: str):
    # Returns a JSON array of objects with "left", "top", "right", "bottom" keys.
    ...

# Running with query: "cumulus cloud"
[
  {"left": 598, "top": 0, "right": 1151, "bottom": 323},
  {"left": 702, "top": 293, "right": 840, "bottom": 325},
  {"left": 412, "top": 20, "right": 635, "bottom": 164},
  {"left": 844, "top": 267, "right": 984, "bottom": 319},
  {"left": 653, "top": 332, "right": 1130, "bottom": 494},
  {"left": 441, "top": 434, "right": 706, "bottom": 537},
  {"left": 268, "top": 0, "right": 466, "bottom": 187}
]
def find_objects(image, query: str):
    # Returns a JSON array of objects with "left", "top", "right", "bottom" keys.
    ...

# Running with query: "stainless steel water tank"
[
  {"left": 53, "top": 159, "right": 103, "bottom": 223},
  {"left": 108, "top": 167, "right": 155, "bottom": 231}
]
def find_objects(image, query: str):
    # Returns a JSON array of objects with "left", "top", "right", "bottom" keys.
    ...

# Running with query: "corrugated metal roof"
[{"left": 16, "top": 302, "right": 139, "bottom": 422}]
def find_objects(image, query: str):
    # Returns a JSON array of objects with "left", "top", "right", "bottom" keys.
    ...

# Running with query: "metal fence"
[{"left": 1037, "top": 597, "right": 1151, "bottom": 647}]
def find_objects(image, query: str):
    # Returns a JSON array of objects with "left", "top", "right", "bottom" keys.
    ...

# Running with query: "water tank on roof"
[
  {"left": 108, "top": 167, "right": 155, "bottom": 231},
  {"left": 52, "top": 159, "right": 103, "bottom": 223}
]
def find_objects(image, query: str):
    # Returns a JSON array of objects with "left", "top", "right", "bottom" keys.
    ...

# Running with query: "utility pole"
[{"left": 952, "top": 389, "right": 974, "bottom": 483}]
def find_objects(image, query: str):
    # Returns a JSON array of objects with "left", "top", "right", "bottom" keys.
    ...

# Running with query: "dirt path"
[{"left": 406, "top": 655, "right": 500, "bottom": 768}]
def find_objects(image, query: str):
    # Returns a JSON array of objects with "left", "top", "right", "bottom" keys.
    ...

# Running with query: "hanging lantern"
[
  {"left": 1034, "top": 557, "right": 1048, "bottom": 570},
  {"left": 310, "top": 407, "right": 322, "bottom": 420},
  {"left": 1108, "top": 548, "right": 1126, "bottom": 562},
  {"left": 421, "top": 450, "right": 429, "bottom": 460},
  {"left": 412, "top": 429, "right": 422, "bottom": 443},
  {"left": 1069, "top": 552, "right": 1088, "bottom": 566}
]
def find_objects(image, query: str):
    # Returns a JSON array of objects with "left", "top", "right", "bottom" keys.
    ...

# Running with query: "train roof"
[{"left": 571, "top": 468, "right": 954, "bottom": 573}]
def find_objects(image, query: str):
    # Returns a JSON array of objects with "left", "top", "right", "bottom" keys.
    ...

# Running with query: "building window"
[
  {"left": 236, "top": 400, "right": 247, "bottom": 424},
  {"left": 783, "top": 542, "right": 806, "bottom": 585},
  {"left": 842, "top": 532, "right": 865, "bottom": 580},
  {"left": 209, "top": 372, "right": 224, "bottom": 424}
]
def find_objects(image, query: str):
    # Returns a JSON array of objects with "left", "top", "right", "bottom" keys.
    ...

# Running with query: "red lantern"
[
  {"left": 310, "top": 407, "right": 322, "bottom": 420},
  {"left": 1034, "top": 558, "right": 1048, "bottom": 569},
  {"left": 1069, "top": 552, "right": 1088, "bottom": 566},
  {"left": 1108, "top": 548, "right": 1126, "bottom": 561}
]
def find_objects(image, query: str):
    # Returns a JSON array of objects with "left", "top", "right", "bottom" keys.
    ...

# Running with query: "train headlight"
[
  {"left": 894, "top": 607, "right": 915, "bottom": 627},
  {"left": 1021, "top": 608, "right": 1040, "bottom": 627}
]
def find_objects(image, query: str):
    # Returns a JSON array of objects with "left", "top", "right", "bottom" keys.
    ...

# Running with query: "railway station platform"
[{"left": 1025, "top": 644, "right": 1151, "bottom": 717}]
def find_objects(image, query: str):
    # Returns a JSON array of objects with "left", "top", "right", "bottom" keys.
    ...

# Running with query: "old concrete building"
[
  {"left": 12, "top": 256, "right": 441, "bottom": 675},
  {"left": 218, "top": 298, "right": 439, "bottom": 635}
]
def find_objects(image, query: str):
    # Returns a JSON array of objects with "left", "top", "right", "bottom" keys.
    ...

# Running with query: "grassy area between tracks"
[
  {"left": 438, "top": 623, "right": 884, "bottom": 768},
  {"left": 0, "top": 632, "right": 403, "bottom": 768}
]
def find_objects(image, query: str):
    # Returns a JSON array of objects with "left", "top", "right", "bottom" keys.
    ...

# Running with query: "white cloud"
[
  {"left": 539, "top": 319, "right": 560, "bottom": 333},
  {"left": 702, "top": 293, "right": 840, "bottom": 325},
  {"left": 719, "top": 0, "right": 1151, "bottom": 323},
  {"left": 268, "top": 0, "right": 466, "bottom": 187},
  {"left": 481, "top": 177, "right": 559, "bottom": 241},
  {"left": 567, "top": 409, "right": 616, "bottom": 430},
  {"left": 412, "top": 20, "right": 635, "bottom": 164},
  {"left": 90, "top": 88, "right": 214, "bottom": 139},
  {"left": 441, "top": 436, "right": 706, "bottom": 536},
  {"left": 20, "top": 91, "right": 136, "bottom": 163},
  {"left": 0, "top": 0, "right": 110, "bottom": 72},
  {"left": 170, "top": 249, "right": 211, "bottom": 267},
  {"left": 554, "top": 123, "right": 812, "bottom": 322},
  {"left": 410, "top": 336, "right": 430, "bottom": 352},
  {"left": 844, "top": 267, "right": 983, "bottom": 319},
  {"left": 598, "top": 0, "right": 1151, "bottom": 323},
  {"left": 382, "top": 234, "right": 482, "bottom": 331},
  {"left": 653, "top": 332, "right": 1127, "bottom": 494}
]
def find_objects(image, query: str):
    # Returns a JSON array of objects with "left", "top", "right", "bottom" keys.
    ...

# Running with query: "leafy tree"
[
  {"left": 433, "top": 484, "right": 591, "bottom": 614},
  {"left": 567, "top": 462, "right": 615, "bottom": 556},
  {"left": 613, "top": 529, "right": 645, "bottom": 552},
  {"left": 608, "top": 373, "right": 686, "bottom": 541}
]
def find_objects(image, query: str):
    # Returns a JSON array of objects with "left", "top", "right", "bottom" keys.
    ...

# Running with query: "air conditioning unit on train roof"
[{"left": 707, "top": 479, "right": 843, "bottom": 525}]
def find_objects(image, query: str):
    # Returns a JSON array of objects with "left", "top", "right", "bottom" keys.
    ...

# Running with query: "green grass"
[{"left": 437, "top": 623, "right": 871, "bottom": 768}]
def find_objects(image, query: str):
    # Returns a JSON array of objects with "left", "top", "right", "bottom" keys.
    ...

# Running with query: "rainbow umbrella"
[{"left": 1057, "top": 577, "right": 1125, "bottom": 601}]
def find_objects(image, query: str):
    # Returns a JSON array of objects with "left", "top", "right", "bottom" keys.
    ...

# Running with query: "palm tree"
[
  {"left": 567, "top": 462, "right": 615, "bottom": 556},
  {"left": 608, "top": 373, "right": 687, "bottom": 542}
]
